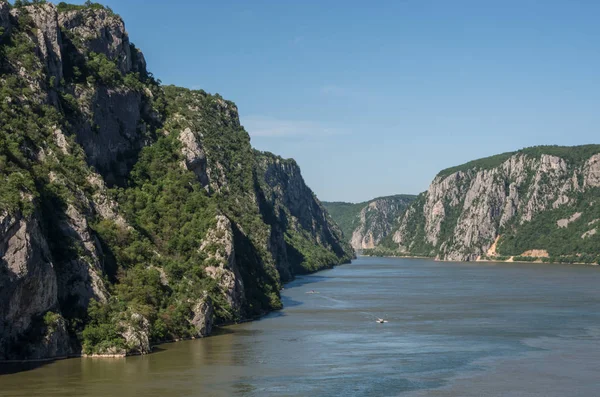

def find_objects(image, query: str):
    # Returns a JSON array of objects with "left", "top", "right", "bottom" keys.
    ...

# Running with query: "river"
[{"left": 2, "top": 256, "right": 600, "bottom": 396}]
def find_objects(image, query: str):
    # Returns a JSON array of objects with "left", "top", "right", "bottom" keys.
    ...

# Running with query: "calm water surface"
[{"left": 2, "top": 257, "right": 600, "bottom": 396}]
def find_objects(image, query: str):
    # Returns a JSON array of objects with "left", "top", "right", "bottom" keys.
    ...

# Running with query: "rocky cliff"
[
  {"left": 323, "top": 195, "right": 415, "bottom": 250},
  {"left": 375, "top": 146, "right": 600, "bottom": 264},
  {"left": 0, "top": 1, "right": 352, "bottom": 360}
]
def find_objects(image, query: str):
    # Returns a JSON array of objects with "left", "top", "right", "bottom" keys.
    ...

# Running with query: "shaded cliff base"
[{"left": 0, "top": 258, "right": 350, "bottom": 365}]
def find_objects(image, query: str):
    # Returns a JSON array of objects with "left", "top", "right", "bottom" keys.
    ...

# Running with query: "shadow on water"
[
  {"left": 281, "top": 296, "right": 304, "bottom": 308},
  {"left": 0, "top": 358, "right": 58, "bottom": 376},
  {"left": 284, "top": 275, "right": 330, "bottom": 290},
  {"left": 147, "top": 345, "right": 167, "bottom": 355},
  {"left": 261, "top": 310, "right": 287, "bottom": 320}
]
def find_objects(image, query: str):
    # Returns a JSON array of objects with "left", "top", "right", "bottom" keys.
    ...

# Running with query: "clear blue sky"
[{"left": 73, "top": 1, "right": 599, "bottom": 202}]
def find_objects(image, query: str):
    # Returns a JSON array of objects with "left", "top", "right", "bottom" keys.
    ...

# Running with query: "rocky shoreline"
[{"left": 361, "top": 254, "right": 599, "bottom": 266}]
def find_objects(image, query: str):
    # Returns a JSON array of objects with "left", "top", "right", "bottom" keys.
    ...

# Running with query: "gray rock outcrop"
[
  {"left": 0, "top": 212, "right": 66, "bottom": 359},
  {"left": 58, "top": 7, "right": 133, "bottom": 74},
  {"left": 201, "top": 215, "right": 245, "bottom": 315},
  {"left": 191, "top": 294, "right": 214, "bottom": 337},
  {"left": 122, "top": 313, "right": 151, "bottom": 355},
  {"left": 178, "top": 127, "right": 209, "bottom": 188},
  {"left": 391, "top": 150, "right": 600, "bottom": 261},
  {"left": 26, "top": 3, "right": 64, "bottom": 83}
]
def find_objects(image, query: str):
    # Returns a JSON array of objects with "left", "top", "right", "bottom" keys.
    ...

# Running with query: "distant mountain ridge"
[
  {"left": 369, "top": 145, "right": 600, "bottom": 264},
  {"left": 323, "top": 195, "right": 415, "bottom": 249}
]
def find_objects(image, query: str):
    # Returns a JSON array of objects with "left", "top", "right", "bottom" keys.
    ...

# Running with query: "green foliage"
[
  {"left": 512, "top": 256, "right": 538, "bottom": 262},
  {"left": 490, "top": 255, "right": 511, "bottom": 261},
  {"left": 13, "top": 0, "right": 47, "bottom": 8},
  {"left": 519, "top": 145, "right": 600, "bottom": 166},
  {"left": 56, "top": 1, "right": 116, "bottom": 16},
  {"left": 437, "top": 152, "right": 516, "bottom": 178},
  {"left": 437, "top": 145, "right": 600, "bottom": 178},
  {"left": 321, "top": 201, "right": 364, "bottom": 239},
  {"left": 43, "top": 311, "right": 61, "bottom": 333},
  {"left": 3, "top": 16, "right": 38, "bottom": 72},
  {"left": 497, "top": 188, "right": 600, "bottom": 263},
  {"left": 0, "top": 26, "right": 69, "bottom": 216},
  {"left": 81, "top": 299, "right": 125, "bottom": 355},
  {"left": 84, "top": 132, "right": 223, "bottom": 351},
  {"left": 362, "top": 247, "right": 421, "bottom": 257},
  {"left": 86, "top": 52, "right": 121, "bottom": 86},
  {"left": 284, "top": 229, "right": 341, "bottom": 273},
  {"left": 0, "top": 11, "right": 355, "bottom": 358}
]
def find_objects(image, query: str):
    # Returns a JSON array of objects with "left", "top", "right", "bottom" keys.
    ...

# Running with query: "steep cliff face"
[
  {"left": 0, "top": 1, "right": 352, "bottom": 360},
  {"left": 0, "top": 211, "right": 68, "bottom": 359},
  {"left": 163, "top": 86, "right": 353, "bottom": 307},
  {"left": 255, "top": 152, "right": 353, "bottom": 278},
  {"left": 382, "top": 147, "right": 600, "bottom": 263},
  {"left": 323, "top": 195, "right": 415, "bottom": 250}
]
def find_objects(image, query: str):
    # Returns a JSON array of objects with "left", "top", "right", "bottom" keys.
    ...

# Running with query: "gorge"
[{"left": 1, "top": 0, "right": 600, "bottom": 375}]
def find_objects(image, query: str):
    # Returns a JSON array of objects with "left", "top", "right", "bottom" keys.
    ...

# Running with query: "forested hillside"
[{"left": 0, "top": 0, "right": 352, "bottom": 360}]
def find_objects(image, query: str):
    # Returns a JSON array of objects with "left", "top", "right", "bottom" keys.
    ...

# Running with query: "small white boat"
[
  {"left": 376, "top": 318, "right": 388, "bottom": 324},
  {"left": 306, "top": 290, "right": 319, "bottom": 294}
]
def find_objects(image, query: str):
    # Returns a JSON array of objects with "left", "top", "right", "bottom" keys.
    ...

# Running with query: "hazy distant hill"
[{"left": 323, "top": 195, "right": 415, "bottom": 249}]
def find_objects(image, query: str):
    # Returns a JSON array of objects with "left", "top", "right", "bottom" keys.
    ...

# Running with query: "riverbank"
[
  {"left": 361, "top": 253, "right": 599, "bottom": 266},
  {"left": 0, "top": 258, "right": 352, "bottom": 365}
]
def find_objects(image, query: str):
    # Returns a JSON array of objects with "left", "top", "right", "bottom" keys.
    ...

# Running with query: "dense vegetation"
[
  {"left": 84, "top": 133, "right": 223, "bottom": 352},
  {"left": 497, "top": 188, "right": 600, "bottom": 264},
  {"left": 0, "top": 2, "right": 352, "bottom": 358},
  {"left": 321, "top": 201, "right": 365, "bottom": 240},
  {"left": 10, "top": 0, "right": 116, "bottom": 15},
  {"left": 437, "top": 145, "right": 600, "bottom": 178}
]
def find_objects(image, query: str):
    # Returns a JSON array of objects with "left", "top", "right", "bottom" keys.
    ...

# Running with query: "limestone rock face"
[
  {"left": 87, "top": 173, "right": 128, "bottom": 227},
  {"left": 0, "top": 200, "right": 108, "bottom": 360},
  {"left": 58, "top": 8, "right": 133, "bottom": 74},
  {"left": 343, "top": 196, "right": 414, "bottom": 250},
  {"left": 0, "top": 212, "right": 64, "bottom": 359},
  {"left": 391, "top": 150, "right": 600, "bottom": 261},
  {"left": 255, "top": 152, "right": 354, "bottom": 279},
  {"left": 55, "top": 203, "right": 107, "bottom": 312},
  {"left": 121, "top": 313, "right": 151, "bottom": 355},
  {"left": 201, "top": 215, "right": 245, "bottom": 314},
  {"left": 191, "top": 294, "right": 214, "bottom": 337},
  {"left": 584, "top": 154, "right": 600, "bottom": 188},
  {"left": 26, "top": 4, "right": 64, "bottom": 83},
  {"left": 35, "top": 315, "right": 72, "bottom": 359},
  {"left": 73, "top": 86, "right": 150, "bottom": 185},
  {"left": 178, "top": 127, "right": 209, "bottom": 188},
  {"left": 582, "top": 229, "right": 597, "bottom": 239},
  {"left": 557, "top": 212, "right": 582, "bottom": 228},
  {"left": 6, "top": 4, "right": 156, "bottom": 186}
]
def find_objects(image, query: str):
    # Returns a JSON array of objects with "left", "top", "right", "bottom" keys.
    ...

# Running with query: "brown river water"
[{"left": 1, "top": 256, "right": 600, "bottom": 396}]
